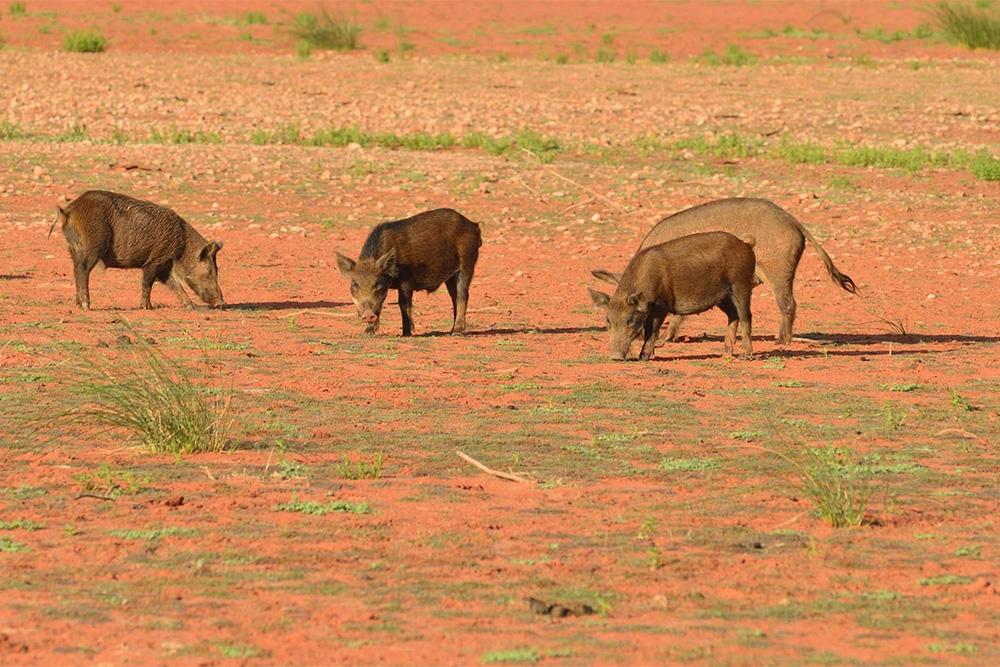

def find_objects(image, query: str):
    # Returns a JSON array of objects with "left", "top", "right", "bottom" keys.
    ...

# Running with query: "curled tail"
[
  {"left": 795, "top": 219, "right": 858, "bottom": 294},
  {"left": 48, "top": 206, "right": 68, "bottom": 238}
]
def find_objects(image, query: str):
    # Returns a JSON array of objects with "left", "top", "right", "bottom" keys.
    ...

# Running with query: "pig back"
[
  {"left": 362, "top": 209, "right": 479, "bottom": 291},
  {"left": 69, "top": 191, "right": 192, "bottom": 268},
  {"left": 639, "top": 198, "right": 802, "bottom": 280}
]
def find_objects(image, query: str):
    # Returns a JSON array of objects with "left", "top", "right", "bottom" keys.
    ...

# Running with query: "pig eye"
[{"left": 350, "top": 281, "right": 358, "bottom": 290}]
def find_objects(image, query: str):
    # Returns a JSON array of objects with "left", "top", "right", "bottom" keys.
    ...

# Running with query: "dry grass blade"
[{"left": 456, "top": 450, "right": 532, "bottom": 483}]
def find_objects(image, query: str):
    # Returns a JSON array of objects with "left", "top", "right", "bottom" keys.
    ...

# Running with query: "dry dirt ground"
[{"left": 1, "top": 1, "right": 999, "bottom": 665}]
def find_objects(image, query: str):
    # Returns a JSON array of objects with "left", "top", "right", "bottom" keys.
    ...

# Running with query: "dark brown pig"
[
  {"left": 336, "top": 208, "right": 481, "bottom": 336},
  {"left": 595, "top": 198, "right": 857, "bottom": 344},
  {"left": 50, "top": 190, "right": 225, "bottom": 310},
  {"left": 589, "top": 232, "right": 755, "bottom": 361}
]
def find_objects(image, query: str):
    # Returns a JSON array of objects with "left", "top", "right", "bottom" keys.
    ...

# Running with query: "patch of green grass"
[
  {"left": 54, "top": 122, "right": 88, "bottom": 142},
  {"left": 955, "top": 545, "right": 981, "bottom": 558},
  {"left": 482, "top": 648, "right": 540, "bottom": 664},
  {"left": 649, "top": 48, "right": 670, "bottom": 63},
  {"left": 292, "top": 9, "right": 361, "bottom": 51},
  {"left": 920, "top": 574, "right": 972, "bottom": 586},
  {"left": 660, "top": 457, "right": 719, "bottom": 472},
  {"left": 884, "top": 382, "right": 921, "bottom": 392},
  {"left": 697, "top": 43, "right": 756, "bottom": 66},
  {"left": 0, "top": 121, "right": 25, "bottom": 140},
  {"left": 462, "top": 128, "right": 561, "bottom": 162},
  {"left": 334, "top": 453, "right": 384, "bottom": 480},
  {"left": 0, "top": 537, "right": 27, "bottom": 552},
  {"left": 730, "top": 430, "right": 764, "bottom": 441},
  {"left": 296, "top": 39, "right": 313, "bottom": 59},
  {"left": 928, "top": 642, "right": 977, "bottom": 655},
  {"left": 8, "top": 2, "right": 26, "bottom": 17},
  {"left": 789, "top": 447, "right": 877, "bottom": 528},
  {"left": 675, "top": 131, "right": 762, "bottom": 159},
  {"left": 775, "top": 380, "right": 805, "bottom": 388},
  {"left": 554, "top": 53, "right": 569, "bottom": 64},
  {"left": 75, "top": 463, "right": 149, "bottom": 498},
  {"left": 148, "top": 127, "right": 222, "bottom": 145},
  {"left": 855, "top": 25, "right": 933, "bottom": 43},
  {"left": 595, "top": 46, "right": 616, "bottom": 63},
  {"left": 933, "top": 2, "right": 1000, "bottom": 49},
  {"left": 950, "top": 388, "right": 974, "bottom": 412},
  {"left": 109, "top": 526, "right": 197, "bottom": 541},
  {"left": 273, "top": 498, "right": 370, "bottom": 515},
  {"left": 969, "top": 148, "right": 1000, "bottom": 180},
  {"left": 0, "top": 519, "right": 44, "bottom": 531},
  {"left": 771, "top": 139, "right": 828, "bottom": 164},
  {"left": 63, "top": 29, "right": 107, "bottom": 53},
  {"left": 374, "top": 48, "right": 390, "bottom": 63},
  {"left": 215, "top": 643, "right": 264, "bottom": 659},
  {"left": 242, "top": 11, "right": 267, "bottom": 25},
  {"left": 42, "top": 332, "right": 235, "bottom": 455}
]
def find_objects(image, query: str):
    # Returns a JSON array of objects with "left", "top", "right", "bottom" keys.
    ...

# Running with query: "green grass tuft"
[
  {"left": 698, "top": 43, "right": 756, "bottom": 66},
  {"left": 482, "top": 648, "right": 540, "bottom": 664},
  {"left": 933, "top": 2, "right": 1000, "bottom": 49},
  {"left": 292, "top": 9, "right": 361, "bottom": 51},
  {"left": 63, "top": 30, "right": 107, "bottom": 53},
  {"left": 334, "top": 453, "right": 384, "bottom": 480},
  {"left": 0, "top": 120, "right": 25, "bottom": 140},
  {"left": 42, "top": 332, "right": 235, "bottom": 455},
  {"left": 8, "top": 2, "right": 26, "bottom": 17},
  {"left": 274, "top": 498, "right": 370, "bottom": 515},
  {"left": 794, "top": 447, "right": 876, "bottom": 528}
]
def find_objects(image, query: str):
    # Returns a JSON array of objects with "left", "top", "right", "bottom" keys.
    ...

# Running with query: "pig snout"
[{"left": 362, "top": 312, "right": 378, "bottom": 325}]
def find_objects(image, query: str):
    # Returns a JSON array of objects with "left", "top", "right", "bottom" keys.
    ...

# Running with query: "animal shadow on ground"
[
  {"left": 229, "top": 300, "right": 351, "bottom": 311},
  {"left": 419, "top": 325, "right": 604, "bottom": 338},
  {"left": 0, "top": 274, "right": 31, "bottom": 280}
]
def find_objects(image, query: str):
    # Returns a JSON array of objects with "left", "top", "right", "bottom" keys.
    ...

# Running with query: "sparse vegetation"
[
  {"left": 772, "top": 446, "right": 878, "bottom": 528},
  {"left": 697, "top": 43, "right": 756, "bottom": 66},
  {"left": 43, "top": 332, "right": 235, "bottom": 455},
  {"left": 0, "top": 120, "right": 24, "bottom": 140},
  {"left": 334, "top": 453, "right": 384, "bottom": 480},
  {"left": 649, "top": 48, "right": 670, "bottom": 63},
  {"left": 63, "top": 29, "right": 107, "bottom": 53},
  {"left": 8, "top": 2, "right": 26, "bottom": 17},
  {"left": 243, "top": 11, "right": 267, "bottom": 25},
  {"left": 933, "top": 1, "right": 1000, "bottom": 50},
  {"left": 274, "top": 498, "right": 370, "bottom": 515},
  {"left": 292, "top": 9, "right": 361, "bottom": 51}
]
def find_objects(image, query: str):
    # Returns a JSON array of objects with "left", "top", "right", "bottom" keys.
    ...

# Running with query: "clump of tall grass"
[
  {"left": 774, "top": 446, "right": 878, "bottom": 527},
  {"left": 933, "top": 2, "right": 1000, "bottom": 50},
  {"left": 63, "top": 29, "right": 107, "bottom": 53},
  {"left": 292, "top": 8, "right": 361, "bottom": 51},
  {"left": 45, "top": 331, "right": 234, "bottom": 455}
]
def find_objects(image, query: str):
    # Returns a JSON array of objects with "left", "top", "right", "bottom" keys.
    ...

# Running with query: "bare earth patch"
[{"left": 1, "top": 1, "right": 999, "bottom": 665}]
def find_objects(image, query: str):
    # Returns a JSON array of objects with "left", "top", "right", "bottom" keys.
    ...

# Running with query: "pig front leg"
[
  {"left": 398, "top": 283, "right": 415, "bottom": 336},
  {"left": 638, "top": 308, "right": 667, "bottom": 361}
]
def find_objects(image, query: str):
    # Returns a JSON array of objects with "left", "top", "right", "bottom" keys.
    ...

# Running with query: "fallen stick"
[
  {"left": 75, "top": 493, "right": 116, "bottom": 501},
  {"left": 560, "top": 196, "right": 596, "bottom": 214},
  {"left": 935, "top": 428, "right": 980, "bottom": 440},
  {"left": 275, "top": 310, "right": 354, "bottom": 318},
  {"left": 456, "top": 450, "right": 531, "bottom": 483},
  {"left": 521, "top": 148, "right": 628, "bottom": 212}
]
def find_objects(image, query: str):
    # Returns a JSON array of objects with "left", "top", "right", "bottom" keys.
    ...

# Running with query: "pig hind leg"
[
  {"left": 70, "top": 250, "right": 99, "bottom": 311},
  {"left": 398, "top": 283, "right": 416, "bottom": 336},
  {"left": 731, "top": 284, "right": 754, "bottom": 358},
  {"left": 663, "top": 315, "right": 685, "bottom": 342},
  {"left": 772, "top": 279, "right": 796, "bottom": 346},
  {"left": 717, "top": 299, "right": 742, "bottom": 356},
  {"left": 450, "top": 246, "right": 479, "bottom": 335}
]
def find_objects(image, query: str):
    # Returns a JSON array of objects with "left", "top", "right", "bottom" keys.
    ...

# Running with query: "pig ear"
[
  {"left": 591, "top": 269, "right": 621, "bottom": 286},
  {"left": 57, "top": 206, "right": 67, "bottom": 217},
  {"left": 626, "top": 292, "right": 647, "bottom": 311},
  {"left": 335, "top": 252, "right": 356, "bottom": 274},
  {"left": 588, "top": 288, "right": 610, "bottom": 309},
  {"left": 376, "top": 248, "right": 398, "bottom": 277},
  {"left": 199, "top": 241, "right": 222, "bottom": 262}
]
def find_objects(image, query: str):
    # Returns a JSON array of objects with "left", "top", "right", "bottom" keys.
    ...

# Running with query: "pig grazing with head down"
[
  {"left": 595, "top": 197, "right": 857, "bottom": 344},
  {"left": 50, "top": 190, "right": 225, "bottom": 310},
  {"left": 589, "top": 231, "right": 756, "bottom": 361},
  {"left": 336, "top": 208, "right": 481, "bottom": 336}
]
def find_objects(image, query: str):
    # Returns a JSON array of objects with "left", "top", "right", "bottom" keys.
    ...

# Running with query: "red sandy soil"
[{"left": 1, "top": 1, "right": 999, "bottom": 665}]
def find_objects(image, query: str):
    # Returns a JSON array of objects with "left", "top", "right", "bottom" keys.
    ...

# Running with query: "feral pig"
[
  {"left": 336, "top": 208, "right": 481, "bottom": 336},
  {"left": 50, "top": 190, "right": 224, "bottom": 310},
  {"left": 590, "top": 232, "right": 756, "bottom": 361},
  {"left": 594, "top": 198, "right": 857, "bottom": 344}
]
